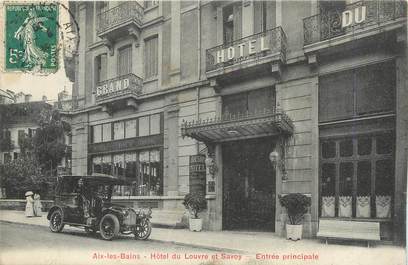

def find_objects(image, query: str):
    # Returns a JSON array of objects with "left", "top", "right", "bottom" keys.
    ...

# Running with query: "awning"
[{"left": 181, "top": 110, "right": 294, "bottom": 143}]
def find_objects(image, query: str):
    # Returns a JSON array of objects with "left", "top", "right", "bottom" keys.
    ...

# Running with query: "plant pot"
[
  {"left": 286, "top": 224, "right": 302, "bottom": 241},
  {"left": 189, "top": 218, "right": 202, "bottom": 232}
]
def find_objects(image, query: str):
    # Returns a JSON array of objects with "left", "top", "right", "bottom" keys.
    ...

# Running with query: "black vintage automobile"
[{"left": 47, "top": 175, "right": 152, "bottom": 240}]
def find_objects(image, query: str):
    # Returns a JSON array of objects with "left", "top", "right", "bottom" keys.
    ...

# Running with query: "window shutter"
[
  {"left": 144, "top": 37, "right": 158, "bottom": 79},
  {"left": 253, "top": 1, "right": 264, "bottom": 34},
  {"left": 233, "top": 3, "right": 242, "bottom": 40},
  {"left": 118, "top": 46, "right": 132, "bottom": 76}
]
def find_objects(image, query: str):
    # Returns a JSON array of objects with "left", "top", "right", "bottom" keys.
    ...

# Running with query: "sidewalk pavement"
[{"left": 0, "top": 210, "right": 405, "bottom": 265}]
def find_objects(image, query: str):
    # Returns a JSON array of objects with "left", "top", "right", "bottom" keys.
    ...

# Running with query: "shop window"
[
  {"left": 17, "top": 130, "right": 25, "bottom": 146},
  {"left": 125, "top": 119, "right": 137, "bottom": 139},
  {"left": 92, "top": 156, "right": 102, "bottom": 174},
  {"left": 321, "top": 163, "right": 335, "bottom": 196},
  {"left": 113, "top": 121, "right": 125, "bottom": 140},
  {"left": 322, "top": 141, "right": 336, "bottom": 158},
  {"left": 102, "top": 123, "right": 111, "bottom": 142},
  {"left": 339, "top": 139, "right": 353, "bottom": 157},
  {"left": 144, "top": 36, "right": 158, "bottom": 79},
  {"left": 101, "top": 155, "right": 112, "bottom": 175},
  {"left": 319, "top": 61, "right": 395, "bottom": 122},
  {"left": 118, "top": 45, "right": 132, "bottom": 76},
  {"left": 357, "top": 136, "right": 371, "bottom": 156},
  {"left": 138, "top": 116, "right": 149, "bottom": 137},
  {"left": 319, "top": 133, "right": 395, "bottom": 218}
]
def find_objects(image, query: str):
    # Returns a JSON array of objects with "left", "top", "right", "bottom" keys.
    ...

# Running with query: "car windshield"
[{"left": 92, "top": 184, "right": 112, "bottom": 201}]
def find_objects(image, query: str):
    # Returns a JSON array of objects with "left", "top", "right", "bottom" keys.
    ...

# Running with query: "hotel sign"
[
  {"left": 95, "top": 73, "right": 143, "bottom": 100},
  {"left": 189, "top": 155, "right": 206, "bottom": 195},
  {"left": 206, "top": 27, "right": 286, "bottom": 72},
  {"left": 342, "top": 6, "right": 366, "bottom": 28}
]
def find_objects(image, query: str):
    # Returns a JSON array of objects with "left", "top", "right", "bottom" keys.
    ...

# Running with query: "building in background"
[{"left": 65, "top": 1, "right": 407, "bottom": 244}]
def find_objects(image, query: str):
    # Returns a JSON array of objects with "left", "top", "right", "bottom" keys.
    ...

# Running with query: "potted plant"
[
  {"left": 278, "top": 193, "right": 311, "bottom": 241},
  {"left": 183, "top": 193, "right": 206, "bottom": 232}
]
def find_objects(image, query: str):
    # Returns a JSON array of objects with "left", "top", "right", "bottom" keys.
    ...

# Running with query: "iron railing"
[
  {"left": 303, "top": 0, "right": 406, "bottom": 45},
  {"left": 181, "top": 108, "right": 294, "bottom": 135},
  {"left": 97, "top": 1, "right": 144, "bottom": 34},
  {"left": 206, "top": 27, "right": 287, "bottom": 72},
  {"left": 95, "top": 73, "right": 143, "bottom": 102}
]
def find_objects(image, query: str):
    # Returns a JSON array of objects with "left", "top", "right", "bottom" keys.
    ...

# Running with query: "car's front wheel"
[
  {"left": 134, "top": 218, "right": 152, "bottom": 240},
  {"left": 49, "top": 210, "right": 64, "bottom": 233},
  {"left": 99, "top": 214, "right": 120, "bottom": 240}
]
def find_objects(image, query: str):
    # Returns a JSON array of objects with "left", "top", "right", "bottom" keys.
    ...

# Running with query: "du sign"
[{"left": 342, "top": 6, "right": 366, "bottom": 28}]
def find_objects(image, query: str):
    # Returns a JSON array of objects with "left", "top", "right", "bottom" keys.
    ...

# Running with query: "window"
[
  {"left": 144, "top": 0, "right": 158, "bottom": 9},
  {"left": 222, "top": 87, "right": 275, "bottom": 117},
  {"left": 319, "top": 61, "right": 396, "bottom": 122},
  {"left": 150, "top": 114, "right": 160, "bottom": 135},
  {"left": 113, "top": 121, "right": 125, "bottom": 140},
  {"left": 118, "top": 46, "right": 132, "bottom": 76},
  {"left": 223, "top": 3, "right": 242, "bottom": 44},
  {"left": 92, "top": 125, "right": 102, "bottom": 143},
  {"left": 18, "top": 130, "right": 25, "bottom": 146},
  {"left": 102, "top": 123, "right": 111, "bottom": 142},
  {"left": 254, "top": 1, "right": 267, "bottom": 34},
  {"left": 4, "top": 153, "right": 11, "bottom": 163},
  {"left": 94, "top": 149, "right": 162, "bottom": 197},
  {"left": 13, "top": 152, "right": 19, "bottom": 160},
  {"left": 125, "top": 119, "right": 137, "bottom": 139},
  {"left": 144, "top": 36, "right": 158, "bottom": 79},
  {"left": 319, "top": 133, "right": 395, "bottom": 218},
  {"left": 95, "top": 53, "right": 107, "bottom": 83},
  {"left": 138, "top": 116, "right": 150, "bottom": 137}
]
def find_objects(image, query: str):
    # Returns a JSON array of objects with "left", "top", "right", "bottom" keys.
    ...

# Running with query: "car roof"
[{"left": 59, "top": 174, "right": 128, "bottom": 185}]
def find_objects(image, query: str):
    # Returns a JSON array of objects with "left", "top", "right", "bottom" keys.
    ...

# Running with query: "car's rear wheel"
[
  {"left": 49, "top": 210, "right": 64, "bottom": 233},
  {"left": 99, "top": 214, "right": 119, "bottom": 240},
  {"left": 134, "top": 218, "right": 152, "bottom": 240}
]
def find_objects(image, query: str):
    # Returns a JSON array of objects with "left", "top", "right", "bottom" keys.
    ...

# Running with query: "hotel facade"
[{"left": 65, "top": 0, "right": 407, "bottom": 244}]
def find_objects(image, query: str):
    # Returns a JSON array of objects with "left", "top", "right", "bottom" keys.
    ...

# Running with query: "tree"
[
  {"left": 32, "top": 109, "right": 71, "bottom": 171},
  {"left": 0, "top": 158, "right": 43, "bottom": 199}
]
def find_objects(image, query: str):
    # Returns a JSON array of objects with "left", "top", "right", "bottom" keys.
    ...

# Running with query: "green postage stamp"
[{"left": 5, "top": 3, "right": 59, "bottom": 72}]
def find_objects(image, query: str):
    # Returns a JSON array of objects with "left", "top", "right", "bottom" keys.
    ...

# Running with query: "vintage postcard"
[{"left": 0, "top": 1, "right": 406, "bottom": 265}]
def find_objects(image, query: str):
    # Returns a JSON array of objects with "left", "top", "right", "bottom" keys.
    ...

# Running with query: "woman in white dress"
[
  {"left": 33, "top": 192, "right": 43, "bottom": 217},
  {"left": 25, "top": 191, "right": 35, "bottom": 217}
]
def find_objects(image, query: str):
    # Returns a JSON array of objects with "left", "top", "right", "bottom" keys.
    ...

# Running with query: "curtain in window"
[
  {"left": 125, "top": 119, "right": 137, "bottom": 139},
  {"left": 93, "top": 125, "right": 102, "bottom": 143},
  {"left": 356, "top": 196, "right": 371, "bottom": 218},
  {"left": 144, "top": 37, "right": 158, "bottom": 79},
  {"left": 376, "top": 195, "right": 391, "bottom": 218},
  {"left": 338, "top": 196, "right": 352, "bottom": 217},
  {"left": 113, "top": 121, "right": 125, "bottom": 140},
  {"left": 102, "top": 123, "right": 111, "bottom": 142},
  {"left": 321, "top": 196, "right": 335, "bottom": 217}
]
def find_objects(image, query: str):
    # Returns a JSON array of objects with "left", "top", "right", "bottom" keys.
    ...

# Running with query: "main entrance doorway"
[{"left": 222, "top": 138, "right": 276, "bottom": 231}]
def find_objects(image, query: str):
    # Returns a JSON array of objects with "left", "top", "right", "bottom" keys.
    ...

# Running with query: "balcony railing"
[
  {"left": 97, "top": 1, "right": 144, "bottom": 35},
  {"left": 206, "top": 27, "right": 287, "bottom": 73},
  {"left": 95, "top": 73, "right": 143, "bottom": 103},
  {"left": 303, "top": 0, "right": 406, "bottom": 46}
]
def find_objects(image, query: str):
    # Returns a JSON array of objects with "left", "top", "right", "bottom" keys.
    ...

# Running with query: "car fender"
[{"left": 47, "top": 206, "right": 65, "bottom": 220}]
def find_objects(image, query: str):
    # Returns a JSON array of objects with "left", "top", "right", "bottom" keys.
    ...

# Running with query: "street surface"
[{"left": 0, "top": 222, "right": 244, "bottom": 265}]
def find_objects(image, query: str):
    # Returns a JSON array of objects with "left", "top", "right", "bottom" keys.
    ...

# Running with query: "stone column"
[
  {"left": 170, "top": 1, "right": 181, "bottom": 83},
  {"left": 71, "top": 113, "right": 89, "bottom": 175},
  {"left": 164, "top": 95, "right": 179, "bottom": 196}
]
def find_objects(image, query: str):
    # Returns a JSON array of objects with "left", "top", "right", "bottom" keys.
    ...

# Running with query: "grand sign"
[
  {"left": 95, "top": 73, "right": 143, "bottom": 99},
  {"left": 206, "top": 27, "right": 286, "bottom": 72}
]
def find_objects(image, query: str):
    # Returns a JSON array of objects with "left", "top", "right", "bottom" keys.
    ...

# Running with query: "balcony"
[
  {"left": 97, "top": 2, "right": 144, "bottom": 52},
  {"left": 95, "top": 73, "right": 143, "bottom": 114},
  {"left": 205, "top": 27, "right": 287, "bottom": 81},
  {"left": 181, "top": 108, "right": 293, "bottom": 144},
  {"left": 303, "top": 0, "right": 406, "bottom": 53}
]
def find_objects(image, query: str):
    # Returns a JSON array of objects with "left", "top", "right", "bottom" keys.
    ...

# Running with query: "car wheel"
[
  {"left": 99, "top": 214, "right": 120, "bottom": 240},
  {"left": 49, "top": 210, "right": 64, "bottom": 233},
  {"left": 134, "top": 218, "right": 152, "bottom": 240}
]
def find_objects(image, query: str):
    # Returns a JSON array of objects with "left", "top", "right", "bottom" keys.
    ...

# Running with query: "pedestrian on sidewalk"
[
  {"left": 33, "top": 191, "right": 42, "bottom": 217},
  {"left": 25, "top": 191, "right": 35, "bottom": 217}
]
